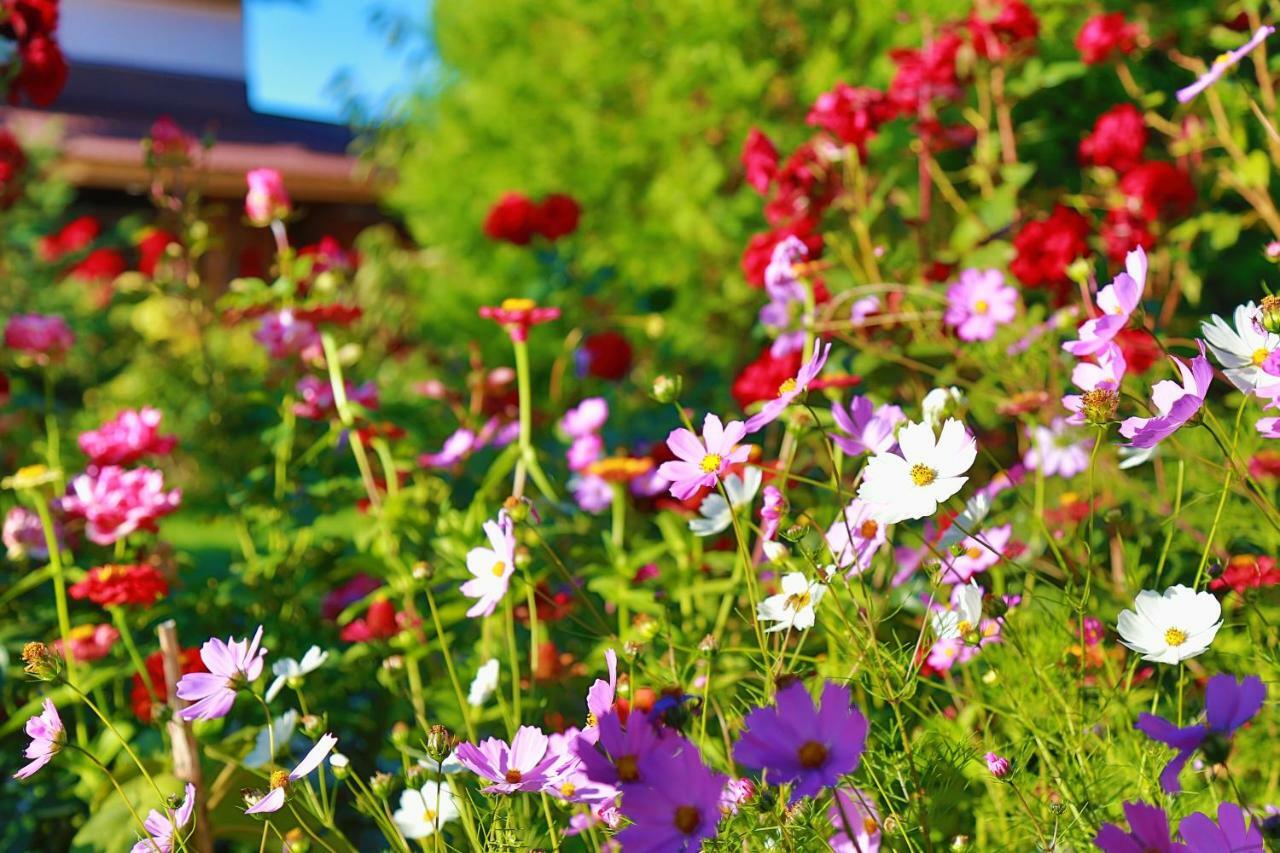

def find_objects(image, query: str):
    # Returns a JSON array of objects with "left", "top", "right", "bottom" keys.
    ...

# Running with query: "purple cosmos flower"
[
  {"left": 561, "top": 398, "right": 609, "bottom": 438},
  {"left": 1096, "top": 801, "right": 1187, "bottom": 853},
  {"left": 418, "top": 428, "right": 478, "bottom": 469},
  {"left": 849, "top": 295, "right": 880, "bottom": 327},
  {"left": 1025, "top": 418, "right": 1091, "bottom": 478},
  {"left": 830, "top": 396, "right": 905, "bottom": 457},
  {"left": 567, "top": 434, "right": 604, "bottom": 471},
  {"left": 176, "top": 626, "right": 268, "bottom": 720},
  {"left": 938, "top": 524, "right": 1010, "bottom": 584},
  {"left": 132, "top": 783, "right": 196, "bottom": 853},
  {"left": 574, "top": 709, "right": 680, "bottom": 788},
  {"left": 14, "top": 699, "right": 63, "bottom": 779},
  {"left": 455, "top": 726, "right": 569, "bottom": 794},
  {"left": 761, "top": 485, "right": 785, "bottom": 541},
  {"left": 1119, "top": 342, "right": 1213, "bottom": 448},
  {"left": 829, "top": 786, "right": 882, "bottom": 852},
  {"left": 765, "top": 235, "right": 810, "bottom": 293},
  {"left": 656, "top": 414, "right": 752, "bottom": 500},
  {"left": 460, "top": 512, "right": 517, "bottom": 618},
  {"left": 581, "top": 649, "right": 618, "bottom": 744},
  {"left": 734, "top": 680, "right": 868, "bottom": 802},
  {"left": 245, "top": 733, "right": 338, "bottom": 814},
  {"left": 945, "top": 268, "right": 1018, "bottom": 342},
  {"left": 1177, "top": 26, "right": 1276, "bottom": 103},
  {"left": 1179, "top": 802, "right": 1264, "bottom": 853},
  {"left": 616, "top": 743, "right": 727, "bottom": 852},
  {"left": 983, "top": 752, "right": 1011, "bottom": 778},
  {"left": 569, "top": 473, "right": 613, "bottom": 513},
  {"left": 760, "top": 238, "right": 813, "bottom": 357},
  {"left": 825, "top": 499, "right": 888, "bottom": 576},
  {"left": 1063, "top": 248, "right": 1146, "bottom": 357},
  {"left": 1064, "top": 342, "right": 1127, "bottom": 424},
  {"left": 1135, "top": 673, "right": 1265, "bottom": 793},
  {"left": 744, "top": 342, "right": 831, "bottom": 433}
]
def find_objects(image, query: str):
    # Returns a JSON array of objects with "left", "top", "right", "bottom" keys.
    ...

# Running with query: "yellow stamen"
[
  {"left": 269, "top": 770, "right": 290, "bottom": 790},
  {"left": 965, "top": 547, "right": 983, "bottom": 560},
  {"left": 974, "top": 300, "right": 989, "bottom": 314},
  {"left": 786, "top": 591, "right": 811, "bottom": 611},
  {"left": 699, "top": 453, "right": 723, "bottom": 474},
  {"left": 491, "top": 560, "right": 507, "bottom": 578},
  {"left": 910, "top": 464, "right": 937, "bottom": 486},
  {"left": 778, "top": 378, "right": 797, "bottom": 396},
  {"left": 1253, "top": 347, "right": 1271, "bottom": 366},
  {"left": 1164, "top": 628, "right": 1188, "bottom": 647},
  {"left": 504, "top": 769, "right": 523, "bottom": 783},
  {"left": 957, "top": 620, "right": 973, "bottom": 635},
  {"left": 500, "top": 298, "right": 535, "bottom": 311},
  {"left": 797, "top": 741, "right": 828, "bottom": 768}
]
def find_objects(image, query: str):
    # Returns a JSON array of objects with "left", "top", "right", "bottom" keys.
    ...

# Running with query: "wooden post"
[{"left": 157, "top": 620, "right": 214, "bottom": 853}]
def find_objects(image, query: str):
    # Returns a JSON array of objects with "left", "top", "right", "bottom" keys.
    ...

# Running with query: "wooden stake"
[{"left": 157, "top": 620, "right": 214, "bottom": 853}]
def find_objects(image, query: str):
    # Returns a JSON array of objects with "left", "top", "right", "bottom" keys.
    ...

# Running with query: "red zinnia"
[
  {"left": 732, "top": 346, "right": 803, "bottom": 409},
  {"left": 132, "top": 648, "right": 205, "bottom": 723},
  {"left": 578, "top": 330, "right": 633, "bottom": 381},
  {"left": 0, "top": 129, "right": 26, "bottom": 209},
  {"left": 1100, "top": 207, "right": 1156, "bottom": 264},
  {"left": 136, "top": 229, "right": 181, "bottom": 278},
  {"left": 1118, "top": 162, "right": 1196, "bottom": 222},
  {"left": 1076, "top": 13, "right": 1139, "bottom": 66},
  {"left": 1114, "top": 328, "right": 1161, "bottom": 375},
  {"left": 806, "top": 84, "right": 892, "bottom": 157},
  {"left": 1209, "top": 555, "right": 1280, "bottom": 595},
  {"left": 741, "top": 128, "right": 778, "bottom": 194},
  {"left": 968, "top": 0, "right": 1039, "bottom": 61},
  {"left": 70, "top": 564, "right": 169, "bottom": 608},
  {"left": 11, "top": 34, "right": 68, "bottom": 107},
  {"left": 339, "top": 598, "right": 404, "bottom": 642},
  {"left": 39, "top": 215, "right": 100, "bottom": 262}
]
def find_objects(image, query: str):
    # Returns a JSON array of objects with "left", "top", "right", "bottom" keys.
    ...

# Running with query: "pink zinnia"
[
  {"left": 1063, "top": 248, "right": 1146, "bottom": 357},
  {"left": 479, "top": 298, "right": 560, "bottom": 342},
  {"left": 53, "top": 623, "right": 120, "bottom": 663},
  {"left": 944, "top": 269, "right": 1018, "bottom": 342},
  {"left": 244, "top": 168, "right": 291, "bottom": 226},
  {"left": 744, "top": 342, "right": 831, "bottom": 434},
  {"left": 656, "top": 414, "right": 752, "bottom": 500},
  {"left": 455, "top": 726, "right": 569, "bottom": 794},
  {"left": 176, "top": 625, "right": 268, "bottom": 720},
  {"left": 255, "top": 310, "right": 321, "bottom": 360},
  {"left": 4, "top": 313, "right": 74, "bottom": 356},
  {"left": 13, "top": 699, "right": 63, "bottom": 780},
  {"left": 1119, "top": 342, "right": 1213, "bottom": 448},
  {"left": 78, "top": 408, "right": 178, "bottom": 466},
  {"left": 59, "top": 466, "right": 181, "bottom": 545}
]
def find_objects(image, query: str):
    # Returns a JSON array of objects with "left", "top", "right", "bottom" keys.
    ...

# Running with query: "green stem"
[
  {"left": 31, "top": 495, "right": 85, "bottom": 746},
  {"left": 109, "top": 606, "right": 159, "bottom": 709},
  {"left": 422, "top": 585, "right": 476, "bottom": 740},
  {"left": 77, "top": 747, "right": 164, "bottom": 853}
]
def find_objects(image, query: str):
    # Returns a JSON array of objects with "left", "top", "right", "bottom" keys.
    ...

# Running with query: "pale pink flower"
[
  {"left": 245, "top": 734, "right": 338, "bottom": 814},
  {"left": 4, "top": 314, "right": 74, "bottom": 356},
  {"left": 1064, "top": 342, "right": 1127, "bottom": 424},
  {"left": 132, "top": 782, "right": 196, "bottom": 853},
  {"left": 1177, "top": 25, "right": 1276, "bottom": 103},
  {"left": 1119, "top": 342, "right": 1213, "bottom": 448},
  {"left": 59, "top": 466, "right": 182, "bottom": 545},
  {"left": 245, "top": 168, "right": 291, "bottom": 226},
  {"left": 176, "top": 626, "right": 268, "bottom": 721},
  {"left": 938, "top": 524, "right": 1011, "bottom": 584},
  {"left": 1063, "top": 248, "right": 1146, "bottom": 357},
  {"left": 3, "top": 506, "right": 58, "bottom": 560},
  {"left": 944, "top": 269, "right": 1018, "bottom": 342},
  {"left": 656, "top": 414, "right": 752, "bottom": 500},
  {"left": 561, "top": 398, "right": 609, "bottom": 438},
  {"left": 825, "top": 499, "right": 888, "bottom": 576},
  {"left": 1025, "top": 418, "right": 1092, "bottom": 478},
  {"left": 78, "top": 408, "right": 178, "bottom": 466},
  {"left": 849, "top": 296, "right": 881, "bottom": 327},
  {"left": 455, "top": 726, "right": 570, "bottom": 794},
  {"left": 830, "top": 396, "right": 904, "bottom": 456},
  {"left": 761, "top": 486, "right": 785, "bottom": 541},
  {"left": 53, "top": 623, "right": 120, "bottom": 663},
  {"left": 13, "top": 699, "right": 63, "bottom": 780}
]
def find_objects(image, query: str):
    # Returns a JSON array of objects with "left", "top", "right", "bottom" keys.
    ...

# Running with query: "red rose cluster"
[
  {"left": 1075, "top": 13, "right": 1140, "bottom": 66},
  {"left": 1, "top": 0, "right": 68, "bottom": 107},
  {"left": 483, "top": 191, "right": 581, "bottom": 245},
  {"left": 0, "top": 128, "right": 26, "bottom": 208}
]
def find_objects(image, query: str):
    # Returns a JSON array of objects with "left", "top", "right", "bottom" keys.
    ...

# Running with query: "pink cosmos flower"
[
  {"left": 569, "top": 474, "right": 613, "bottom": 513},
  {"left": 1119, "top": 342, "right": 1213, "bottom": 448},
  {"left": 459, "top": 512, "right": 517, "bottom": 618},
  {"left": 244, "top": 168, "right": 291, "bottom": 226},
  {"left": 581, "top": 649, "right": 618, "bottom": 743},
  {"left": 984, "top": 752, "right": 1011, "bottom": 778},
  {"left": 744, "top": 342, "right": 831, "bottom": 433},
  {"left": 59, "top": 466, "right": 182, "bottom": 545},
  {"left": 255, "top": 310, "right": 321, "bottom": 361},
  {"left": 567, "top": 434, "right": 604, "bottom": 472},
  {"left": 542, "top": 728, "right": 617, "bottom": 804},
  {"left": 825, "top": 499, "right": 888, "bottom": 576},
  {"left": 1063, "top": 248, "right": 1146, "bottom": 357},
  {"left": 3, "top": 506, "right": 58, "bottom": 560},
  {"left": 1177, "top": 26, "right": 1276, "bottom": 103},
  {"left": 944, "top": 269, "right": 1018, "bottom": 342},
  {"left": 132, "top": 782, "right": 196, "bottom": 853},
  {"left": 455, "top": 726, "right": 570, "bottom": 794},
  {"left": 938, "top": 524, "right": 1011, "bottom": 584},
  {"left": 849, "top": 295, "right": 881, "bottom": 327},
  {"left": 561, "top": 397, "right": 609, "bottom": 437},
  {"left": 292, "top": 375, "right": 378, "bottom": 421},
  {"left": 4, "top": 314, "right": 74, "bottom": 356},
  {"left": 78, "top": 408, "right": 178, "bottom": 466},
  {"left": 14, "top": 699, "right": 63, "bottom": 779},
  {"left": 830, "top": 396, "right": 904, "bottom": 456},
  {"left": 1025, "top": 418, "right": 1091, "bottom": 478},
  {"left": 760, "top": 237, "right": 813, "bottom": 357},
  {"left": 245, "top": 734, "right": 338, "bottom": 814},
  {"left": 53, "top": 623, "right": 120, "bottom": 663},
  {"left": 1064, "top": 342, "right": 1127, "bottom": 424},
  {"left": 829, "top": 787, "right": 882, "bottom": 853},
  {"left": 617, "top": 744, "right": 728, "bottom": 851},
  {"left": 656, "top": 414, "right": 752, "bottom": 500},
  {"left": 926, "top": 617, "right": 1003, "bottom": 672},
  {"left": 719, "top": 778, "right": 755, "bottom": 815},
  {"left": 418, "top": 427, "right": 479, "bottom": 468},
  {"left": 761, "top": 485, "right": 785, "bottom": 541},
  {"left": 735, "top": 680, "right": 868, "bottom": 802},
  {"left": 764, "top": 235, "right": 811, "bottom": 294},
  {"left": 176, "top": 625, "right": 268, "bottom": 721}
]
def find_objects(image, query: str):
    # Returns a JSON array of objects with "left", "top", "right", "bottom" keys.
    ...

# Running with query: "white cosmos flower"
[
  {"left": 1118, "top": 445, "right": 1157, "bottom": 470},
  {"left": 756, "top": 572, "right": 825, "bottom": 633},
  {"left": 1116, "top": 584, "right": 1222, "bottom": 664},
  {"left": 688, "top": 466, "right": 762, "bottom": 537},
  {"left": 245, "top": 709, "right": 298, "bottom": 768},
  {"left": 930, "top": 581, "right": 984, "bottom": 640},
  {"left": 467, "top": 658, "right": 500, "bottom": 707},
  {"left": 857, "top": 418, "right": 977, "bottom": 524},
  {"left": 393, "top": 781, "right": 461, "bottom": 839},
  {"left": 1201, "top": 302, "right": 1280, "bottom": 394},
  {"left": 266, "top": 646, "right": 329, "bottom": 702},
  {"left": 922, "top": 386, "right": 965, "bottom": 429}
]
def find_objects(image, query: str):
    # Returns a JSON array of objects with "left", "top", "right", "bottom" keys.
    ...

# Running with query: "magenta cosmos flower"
[
  {"left": 59, "top": 465, "right": 182, "bottom": 545},
  {"left": 455, "top": 725, "right": 569, "bottom": 794},
  {"left": 1063, "top": 248, "right": 1146, "bottom": 357},
  {"left": 460, "top": 511, "right": 516, "bottom": 618},
  {"left": 560, "top": 397, "right": 609, "bottom": 438},
  {"left": 617, "top": 743, "right": 728, "bottom": 852},
  {"left": 734, "top": 680, "right": 869, "bottom": 802},
  {"left": 14, "top": 699, "right": 63, "bottom": 779},
  {"left": 78, "top": 408, "right": 178, "bottom": 466},
  {"left": 4, "top": 313, "right": 74, "bottom": 357},
  {"left": 244, "top": 167, "right": 291, "bottom": 226},
  {"left": 1119, "top": 342, "right": 1212, "bottom": 448},
  {"left": 1179, "top": 802, "right": 1264, "bottom": 853},
  {"left": 944, "top": 268, "right": 1018, "bottom": 342},
  {"left": 245, "top": 734, "right": 338, "bottom": 814},
  {"left": 292, "top": 375, "right": 378, "bottom": 421},
  {"left": 132, "top": 782, "right": 195, "bottom": 853},
  {"left": 176, "top": 625, "right": 268, "bottom": 720},
  {"left": 581, "top": 648, "right": 618, "bottom": 742},
  {"left": 830, "top": 396, "right": 904, "bottom": 457},
  {"left": 1177, "top": 25, "right": 1275, "bottom": 103},
  {"left": 574, "top": 709, "right": 681, "bottom": 788},
  {"left": 829, "top": 786, "right": 882, "bottom": 852},
  {"left": 761, "top": 485, "right": 785, "bottom": 541},
  {"left": 745, "top": 342, "right": 831, "bottom": 433},
  {"left": 656, "top": 413, "right": 752, "bottom": 500},
  {"left": 1096, "top": 801, "right": 1187, "bottom": 853}
]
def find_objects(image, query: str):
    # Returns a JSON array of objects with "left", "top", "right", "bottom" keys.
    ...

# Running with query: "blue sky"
[{"left": 244, "top": 0, "right": 432, "bottom": 124}]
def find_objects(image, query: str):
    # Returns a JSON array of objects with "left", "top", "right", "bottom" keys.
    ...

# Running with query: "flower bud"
[
  {"left": 1261, "top": 295, "right": 1280, "bottom": 335},
  {"left": 698, "top": 633, "right": 718, "bottom": 655},
  {"left": 369, "top": 771, "right": 394, "bottom": 799},
  {"left": 390, "top": 721, "right": 412, "bottom": 749},
  {"left": 21, "top": 641, "right": 60, "bottom": 681},
  {"left": 502, "top": 495, "right": 531, "bottom": 524},
  {"left": 244, "top": 168, "right": 291, "bottom": 227},
  {"left": 983, "top": 751, "right": 1011, "bottom": 779},
  {"left": 329, "top": 752, "right": 350, "bottom": 780},
  {"left": 300, "top": 714, "right": 327, "bottom": 739},
  {"left": 426, "top": 724, "right": 455, "bottom": 762},
  {"left": 282, "top": 828, "right": 310, "bottom": 853},
  {"left": 412, "top": 561, "right": 433, "bottom": 581},
  {"left": 650, "top": 374, "right": 682, "bottom": 404},
  {"left": 513, "top": 545, "right": 532, "bottom": 570},
  {"left": 1080, "top": 388, "right": 1119, "bottom": 426}
]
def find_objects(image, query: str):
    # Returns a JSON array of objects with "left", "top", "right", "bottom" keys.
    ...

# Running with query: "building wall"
[{"left": 59, "top": 0, "right": 245, "bottom": 80}]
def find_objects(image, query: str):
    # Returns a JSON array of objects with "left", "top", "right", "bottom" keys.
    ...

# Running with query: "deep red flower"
[
  {"left": 39, "top": 216, "right": 100, "bottom": 262},
  {"left": 147, "top": 115, "right": 195, "bottom": 163},
  {"left": 1009, "top": 204, "right": 1091, "bottom": 293},
  {"left": 1101, "top": 207, "right": 1156, "bottom": 263},
  {"left": 1076, "top": 13, "right": 1139, "bottom": 65},
  {"left": 1249, "top": 449, "right": 1280, "bottom": 480},
  {"left": 1114, "top": 328, "right": 1160, "bottom": 374},
  {"left": 136, "top": 229, "right": 181, "bottom": 278},
  {"left": 479, "top": 297, "right": 560, "bottom": 342},
  {"left": 888, "top": 32, "right": 964, "bottom": 115},
  {"left": 514, "top": 582, "right": 576, "bottom": 625},
  {"left": 0, "top": 129, "right": 25, "bottom": 209},
  {"left": 323, "top": 573, "right": 382, "bottom": 621},
  {"left": 1079, "top": 104, "right": 1147, "bottom": 173},
  {"left": 1118, "top": 162, "right": 1196, "bottom": 222},
  {"left": 293, "top": 303, "right": 363, "bottom": 327},
  {"left": 968, "top": 0, "right": 1039, "bottom": 61},
  {"left": 732, "top": 346, "right": 803, "bottom": 409},
  {"left": 298, "top": 235, "right": 357, "bottom": 277},
  {"left": 806, "top": 84, "right": 892, "bottom": 157},
  {"left": 483, "top": 192, "right": 539, "bottom": 245},
  {"left": 741, "top": 224, "right": 823, "bottom": 288},
  {"left": 532, "top": 193, "right": 581, "bottom": 241},
  {"left": 741, "top": 128, "right": 778, "bottom": 194},
  {"left": 132, "top": 648, "right": 205, "bottom": 723},
  {"left": 69, "top": 247, "right": 126, "bottom": 283},
  {"left": 10, "top": 34, "right": 68, "bottom": 107},
  {"left": 764, "top": 141, "right": 841, "bottom": 226},
  {"left": 339, "top": 598, "right": 405, "bottom": 642},
  {"left": 578, "top": 330, "right": 633, "bottom": 381},
  {"left": 0, "top": 0, "right": 58, "bottom": 41},
  {"left": 70, "top": 564, "right": 169, "bottom": 608},
  {"left": 1209, "top": 555, "right": 1280, "bottom": 595}
]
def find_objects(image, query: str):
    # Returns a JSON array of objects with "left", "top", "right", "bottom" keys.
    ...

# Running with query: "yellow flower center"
[
  {"left": 974, "top": 300, "right": 989, "bottom": 314},
  {"left": 674, "top": 805, "right": 701, "bottom": 834},
  {"left": 966, "top": 547, "right": 983, "bottom": 560},
  {"left": 615, "top": 754, "right": 639, "bottom": 782},
  {"left": 269, "top": 770, "right": 290, "bottom": 790},
  {"left": 786, "top": 591, "right": 811, "bottom": 611},
  {"left": 778, "top": 378, "right": 797, "bottom": 396},
  {"left": 700, "top": 453, "right": 723, "bottom": 474},
  {"left": 500, "top": 298, "right": 535, "bottom": 311},
  {"left": 1253, "top": 347, "right": 1271, "bottom": 366},
  {"left": 585, "top": 712, "right": 597, "bottom": 728},
  {"left": 957, "top": 620, "right": 973, "bottom": 636},
  {"left": 68, "top": 624, "right": 96, "bottom": 641},
  {"left": 491, "top": 560, "right": 507, "bottom": 578},
  {"left": 560, "top": 782, "right": 576, "bottom": 798},
  {"left": 864, "top": 817, "right": 880, "bottom": 834},
  {"left": 423, "top": 808, "right": 437, "bottom": 821},
  {"left": 797, "top": 741, "right": 828, "bottom": 768},
  {"left": 1164, "top": 628, "right": 1188, "bottom": 647},
  {"left": 910, "top": 464, "right": 937, "bottom": 486}
]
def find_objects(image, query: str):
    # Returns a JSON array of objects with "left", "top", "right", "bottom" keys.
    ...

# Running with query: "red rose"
[
  {"left": 11, "top": 34, "right": 68, "bottom": 107},
  {"left": 741, "top": 224, "right": 822, "bottom": 288},
  {"left": 1119, "top": 162, "right": 1196, "bottom": 222},
  {"left": 888, "top": 32, "right": 964, "bottom": 116},
  {"left": 1101, "top": 207, "right": 1155, "bottom": 263},
  {"left": 323, "top": 573, "right": 382, "bottom": 621},
  {"left": 1079, "top": 104, "right": 1147, "bottom": 173},
  {"left": 532, "top": 193, "right": 581, "bottom": 240},
  {"left": 741, "top": 128, "right": 778, "bottom": 194},
  {"left": 0, "top": 371, "right": 9, "bottom": 407},
  {"left": 806, "top": 84, "right": 892, "bottom": 157},
  {"left": 136, "top": 230, "right": 181, "bottom": 277},
  {"left": 1009, "top": 204, "right": 1091, "bottom": 292},
  {"left": 340, "top": 598, "right": 403, "bottom": 642},
  {"left": 732, "top": 346, "right": 803, "bottom": 409},
  {"left": 0, "top": 129, "right": 25, "bottom": 209},
  {"left": 1114, "top": 327, "right": 1160, "bottom": 374},
  {"left": 1209, "top": 555, "right": 1280, "bottom": 595},
  {"left": 1076, "top": 13, "right": 1138, "bottom": 65},
  {"left": 968, "top": 0, "right": 1039, "bottom": 61},
  {"left": 764, "top": 141, "right": 840, "bottom": 226},
  {"left": 578, "top": 330, "right": 633, "bottom": 381},
  {"left": 132, "top": 648, "right": 205, "bottom": 723},
  {"left": 0, "top": 0, "right": 58, "bottom": 42},
  {"left": 483, "top": 192, "right": 538, "bottom": 245},
  {"left": 70, "top": 564, "right": 169, "bottom": 608},
  {"left": 69, "top": 247, "right": 127, "bottom": 283},
  {"left": 39, "top": 215, "right": 100, "bottom": 262}
]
